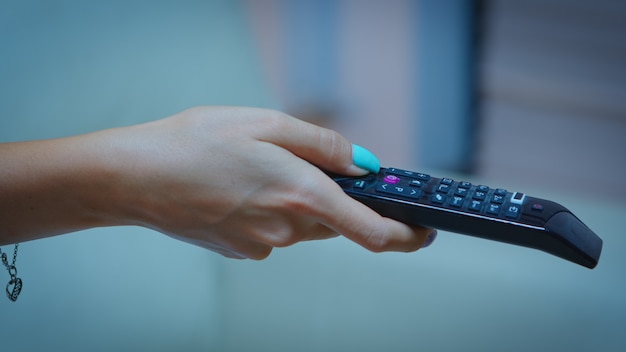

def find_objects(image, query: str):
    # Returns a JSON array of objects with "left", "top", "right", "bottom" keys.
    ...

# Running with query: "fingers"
[
  {"left": 348, "top": 215, "right": 434, "bottom": 253},
  {"left": 254, "top": 111, "right": 431, "bottom": 252},
  {"left": 312, "top": 180, "right": 435, "bottom": 253},
  {"left": 256, "top": 112, "right": 379, "bottom": 176},
  {"left": 185, "top": 107, "right": 431, "bottom": 256}
]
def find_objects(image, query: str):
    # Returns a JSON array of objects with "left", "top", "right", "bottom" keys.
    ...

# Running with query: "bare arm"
[{"left": 0, "top": 106, "right": 434, "bottom": 259}]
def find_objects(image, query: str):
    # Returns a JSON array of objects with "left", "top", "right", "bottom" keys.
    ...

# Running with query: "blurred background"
[{"left": 1, "top": 0, "right": 625, "bottom": 351}]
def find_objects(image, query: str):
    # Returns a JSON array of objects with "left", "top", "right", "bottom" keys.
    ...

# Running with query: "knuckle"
[
  {"left": 259, "top": 109, "right": 292, "bottom": 132},
  {"left": 262, "top": 228, "right": 298, "bottom": 248},
  {"left": 362, "top": 227, "right": 391, "bottom": 253},
  {"left": 258, "top": 192, "right": 319, "bottom": 249},
  {"left": 319, "top": 129, "right": 349, "bottom": 166}
]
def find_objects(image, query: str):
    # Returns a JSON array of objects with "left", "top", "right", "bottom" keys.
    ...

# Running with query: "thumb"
[{"left": 258, "top": 113, "right": 380, "bottom": 175}]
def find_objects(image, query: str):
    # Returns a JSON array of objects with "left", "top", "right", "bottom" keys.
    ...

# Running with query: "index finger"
[{"left": 254, "top": 111, "right": 379, "bottom": 175}]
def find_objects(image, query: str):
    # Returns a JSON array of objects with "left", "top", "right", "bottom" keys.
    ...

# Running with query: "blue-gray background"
[{"left": 1, "top": 1, "right": 625, "bottom": 351}]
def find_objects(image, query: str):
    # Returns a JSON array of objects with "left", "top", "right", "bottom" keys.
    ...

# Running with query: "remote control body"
[{"left": 332, "top": 167, "right": 602, "bottom": 269}]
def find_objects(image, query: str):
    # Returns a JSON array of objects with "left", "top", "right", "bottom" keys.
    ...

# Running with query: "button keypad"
[{"left": 363, "top": 168, "right": 524, "bottom": 220}]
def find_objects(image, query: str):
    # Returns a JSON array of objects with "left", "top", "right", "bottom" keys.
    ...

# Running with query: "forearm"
[{"left": 0, "top": 132, "right": 130, "bottom": 244}]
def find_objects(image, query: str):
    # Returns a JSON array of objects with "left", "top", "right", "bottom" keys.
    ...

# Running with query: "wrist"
[
  {"left": 0, "top": 129, "right": 147, "bottom": 243},
  {"left": 73, "top": 126, "right": 157, "bottom": 231}
]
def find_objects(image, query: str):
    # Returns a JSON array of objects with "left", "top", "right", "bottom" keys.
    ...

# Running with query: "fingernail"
[
  {"left": 421, "top": 230, "right": 438, "bottom": 249},
  {"left": 352, "top": 144, "right": 381, "bottom": 174}
]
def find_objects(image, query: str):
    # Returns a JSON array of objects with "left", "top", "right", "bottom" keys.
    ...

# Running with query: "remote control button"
[
  {"left": 477, "top": 185, "right": 490, "bottom": 192},
  {"left": 531, "top": 203, "right": 544, "bottom": 212},
  {"left": 505, "top": 204, "right": 521, "bottom": 218},
  {"left": 441, "top": 178, "right": 453, "bottom": 185},
  {"left": 459, "top": 181, "right": 472, "bottom": 189},
  {"left": 450, "top": 196, "right": 464, "bottom": 208},
  {"left": 494, "top": 188, "right": 508, "bottom": 196},
  {"left": 383, "top": 175, "right": 401, "bottom": 184},
  {"left": 408, "top": 188, "right": 422, "bottom": 199},
  {"left": 510, "top": 192, "right": 526, "bottom": 205},
  {"left": 468, "top": 200, "right": 483, "bottom": 212},
  {"left": 409, "top": 180, "right": 423, "bottom": 187},
  {"left": 431, "top": 193, "right": 446, "bottom": 204},
  {"left": 455, "top": 187, "right": 469, "bottom": 197},
  {"left": 376, "top": 183, "right": 422, "bottom": 199},
  {"left": 354, "top": 180, "right": 367, "bottom": 189},
  {"left": 486, "top": 203, "right": 501, "bottom": 215},
  {"left": 491, "top": 194, "right": 505, "bottom": 204},
  {"left": 385, "top": 168, "right": 412, "bottom": 176},
  {"left": 473, "top": 191, "right": 487, "bottom": 201},
  {"left": 437, "top": 184, "right": 451, "bottom": 193},
  {"left": 386, "top": 168, "right": 430, "bottom": 182},
  {"left": 416, "top": 173, "right": 431, "bottom": 182}
]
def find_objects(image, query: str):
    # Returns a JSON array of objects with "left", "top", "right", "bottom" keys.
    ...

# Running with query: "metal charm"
[
  {"left": 6, "top": 277, "right": 22, "bottom": 302},
  {"left": 0, "top": 244, "right": 21, "bottom": 301}
]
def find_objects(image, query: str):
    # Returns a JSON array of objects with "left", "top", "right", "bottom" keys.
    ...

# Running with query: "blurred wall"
[
  {"left": 246, "top": 0, "right": 418, "bottom": 168},
  {"left": 477, "top": 0, "right": 626, "bottom": 202}
]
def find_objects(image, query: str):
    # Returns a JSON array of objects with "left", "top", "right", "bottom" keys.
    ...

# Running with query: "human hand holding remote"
[{"left": 0, "top": 106, "right": 435, "bottom": 259}]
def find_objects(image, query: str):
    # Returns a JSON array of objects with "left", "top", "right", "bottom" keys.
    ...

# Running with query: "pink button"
[{"left": 383, "top": 175, "right": 401, "bottom": 184}]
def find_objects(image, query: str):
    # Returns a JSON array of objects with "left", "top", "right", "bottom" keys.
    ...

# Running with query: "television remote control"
[{"left": 331, "top": 167, "right": 603, "bottom": 269}]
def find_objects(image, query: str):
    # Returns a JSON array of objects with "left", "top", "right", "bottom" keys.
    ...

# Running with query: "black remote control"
[{"left": 332, "top": 167, "right": 603, "bottom": 269}]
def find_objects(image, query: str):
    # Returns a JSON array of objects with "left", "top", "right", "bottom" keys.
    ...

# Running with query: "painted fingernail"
[
  {"left": 352, "top": 144, "right": 381, "bottom": 174},
  {"left": 421, "top": 230, "right": 438, "bottom": 249}
]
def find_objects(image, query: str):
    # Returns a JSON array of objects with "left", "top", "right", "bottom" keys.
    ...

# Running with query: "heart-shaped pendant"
[{"left": 6, "top": 277, "right": 22, "bottom": 302}]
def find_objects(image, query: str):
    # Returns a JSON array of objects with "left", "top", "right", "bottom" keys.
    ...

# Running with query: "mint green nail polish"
[{"left": 352, "top": 144, "right": 381, "bottom": 174}]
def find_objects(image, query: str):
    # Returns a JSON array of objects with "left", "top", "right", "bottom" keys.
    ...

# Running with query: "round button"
[
  {"left": 532, "top": 203, "right": 544, "bottom": 212},
  {"left": 383, "top": 175, "right": 401, "bottom": 184}
]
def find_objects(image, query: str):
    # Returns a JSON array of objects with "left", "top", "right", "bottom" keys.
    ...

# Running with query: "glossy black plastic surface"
[{"left": 332, "top": 168, "right": 603, "bottom": 269}]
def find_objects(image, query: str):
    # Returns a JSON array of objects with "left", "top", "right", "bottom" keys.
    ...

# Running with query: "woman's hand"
[{"left": 0, "top": 106, "right": 435, "bottom": 259}]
